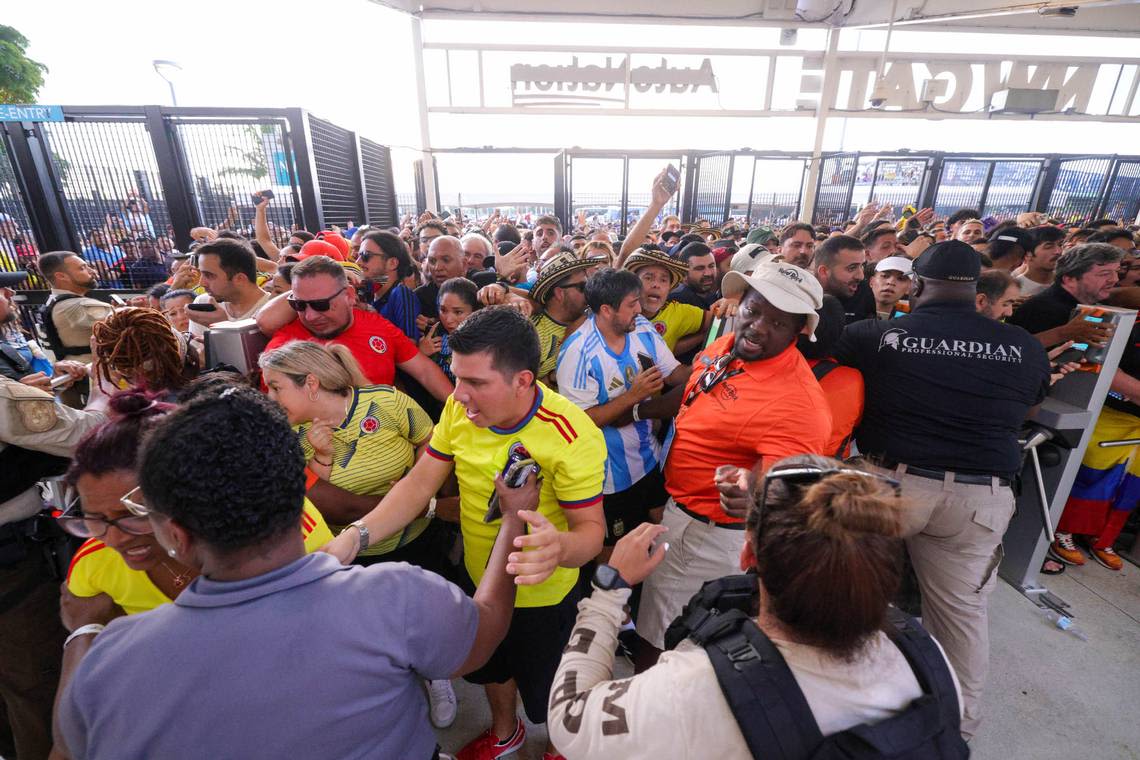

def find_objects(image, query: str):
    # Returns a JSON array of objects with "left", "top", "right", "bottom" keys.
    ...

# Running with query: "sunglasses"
[
  {"left": 757, "top": 465, "right": 901, "bottom": 516},
  {"left": 557, "top": 282, "right": 586, "bottom": 293},
  {"left": 55, "top": 487, "right": 155, "bottom": 539},
  {"left": 683, "top": 353, "right": 743, "bottom": 407},
  {"left": 287, "top": 287, "right": 346, "bottom": 313}
]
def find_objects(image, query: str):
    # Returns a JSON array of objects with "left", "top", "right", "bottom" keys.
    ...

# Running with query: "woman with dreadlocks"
[{"left": 90, "top": 307, "right": 199, "bottom": 399}]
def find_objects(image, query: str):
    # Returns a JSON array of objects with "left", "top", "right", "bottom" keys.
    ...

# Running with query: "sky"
[{"left": 8, "top": 1, "right": 1139, "bottom": 206}]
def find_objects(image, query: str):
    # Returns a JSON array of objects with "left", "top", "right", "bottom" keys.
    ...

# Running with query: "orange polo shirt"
[
  {"left": 664, "top": 335, "right": 832, "bottom": 524},
  {"left": 808, "top": 358, "right": 864, "bottom": 459}
]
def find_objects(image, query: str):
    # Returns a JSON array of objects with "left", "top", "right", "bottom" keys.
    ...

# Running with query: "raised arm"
[
  {"left": 618, "top": 167, "right": 673, "bottom": 267},
  {"left": 254, "top": 196, "right": 281, "bottom": 260}
]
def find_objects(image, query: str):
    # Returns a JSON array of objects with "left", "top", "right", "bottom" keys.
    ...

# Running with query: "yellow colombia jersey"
[
  {"left": 427, "top": 382, "right": 605, "bottom": 608},
  {"left": 647, "top": 300, "right": 704, "bottom": 352},
  {"left": 297, "top": 385, "right": 434, "bottom": 557},
  {"left": 532, "top": 312, "right": 569, "bottom": 385},
  {"left": 66, "top": 502, "right": 333, "bottom": 615}
]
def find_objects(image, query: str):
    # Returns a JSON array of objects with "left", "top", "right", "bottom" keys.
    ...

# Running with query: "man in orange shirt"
[{"left": 636, "top": 262, "right": 833, "bottom": 662}]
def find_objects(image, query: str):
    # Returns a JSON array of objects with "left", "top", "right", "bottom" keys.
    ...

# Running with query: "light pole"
[{"left": 152, "top": 60, "right": 182, "bottom": 106}]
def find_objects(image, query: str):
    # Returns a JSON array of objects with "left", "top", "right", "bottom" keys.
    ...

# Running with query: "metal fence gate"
[
  {"left": 0, "top": 106, "right": 398, "bottom": 283},
  {"left": 933, "top": 158, "right": 1042, "bottom": 221}
]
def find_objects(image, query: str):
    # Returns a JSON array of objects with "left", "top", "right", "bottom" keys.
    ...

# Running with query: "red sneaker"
[{"left": 455, "top": 718, "right": 526, "bottom": 760}]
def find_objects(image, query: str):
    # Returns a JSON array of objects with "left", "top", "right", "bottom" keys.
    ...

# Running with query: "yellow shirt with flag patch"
[
  {"left": 427, "top": 382, "right": 605, "bottom": 608},
  {"left": 298, "top": 385, "right": 434, "bottom": 556},
  {"left": 648, "top": 300, "right": 704, "bottom": 352},
  {"left": 65, "top": 502, "right": 333, "bottom": 615},
  {"left": 532, "top": 312, "right": 570, "bottom": 386}
]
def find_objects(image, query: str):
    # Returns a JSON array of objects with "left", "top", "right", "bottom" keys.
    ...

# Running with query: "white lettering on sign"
[{"left": 0, "top": 104, "right": 64, "bottom": 122}]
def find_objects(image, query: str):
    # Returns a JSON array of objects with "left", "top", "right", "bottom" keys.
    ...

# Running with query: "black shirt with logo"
[
  {"left": 837, "top": 280, "right": 876, "bottom": 325},
  {"left": 834, "top": 300, "right": 1051, "bottom": 476},
  {"left": 670, "top": 284, "right": 719, "bottom": 310}
]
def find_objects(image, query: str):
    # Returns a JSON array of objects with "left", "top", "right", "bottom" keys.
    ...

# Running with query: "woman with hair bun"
[{"left": 547, "top": 454, "right": 967, "bottom": 759}]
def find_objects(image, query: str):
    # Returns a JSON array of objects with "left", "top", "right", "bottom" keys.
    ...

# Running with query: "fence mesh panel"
[
  {"left": 308, "top": 116, "right": 362, "bottom": 228},
  {"left": 172, "top": 120, "right": 297, "bottom": 238},
  {"left": 1047, "top": 158, "right": 1113, "bottom": 224},
  {"left": 0, "top": 134, "right": 42, "bottom": 287}
]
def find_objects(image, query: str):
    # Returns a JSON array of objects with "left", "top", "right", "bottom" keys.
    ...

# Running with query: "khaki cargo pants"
[{"left": 870, "top": 463, "right": 1015, "bottom": 740}]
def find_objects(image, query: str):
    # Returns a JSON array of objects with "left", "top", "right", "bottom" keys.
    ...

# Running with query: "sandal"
[{"left": 1040, "top": 558, "right": 1066, "bottom": 575}]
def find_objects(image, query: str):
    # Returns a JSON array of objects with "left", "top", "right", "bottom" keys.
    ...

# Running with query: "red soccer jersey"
[{"left": 265, "top": 309, "right": 418, "bottom": 385}]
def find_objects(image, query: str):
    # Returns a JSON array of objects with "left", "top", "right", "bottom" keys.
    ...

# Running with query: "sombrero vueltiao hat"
[
  {"left": 531, "top": 252, "right": 599, "bottom": 304},
  {"left": 622, "top": 247, "right": 689, "bottom": 291}
]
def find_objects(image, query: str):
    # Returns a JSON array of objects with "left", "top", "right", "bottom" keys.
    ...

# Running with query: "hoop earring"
[{"left": 308, "top": 391, "right": 318, "bottom": 402}]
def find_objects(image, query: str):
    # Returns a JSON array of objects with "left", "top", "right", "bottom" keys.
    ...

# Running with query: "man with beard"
[
  {"left": 1014, "top": 226, "right": 1065, "bottom": 297},
  {"left": 778, "top": 222, "right": 816, "bottom": 268},
  {"left": 558, "top": 269, "right": 688, "bottom": 557},
  {"left": 37, "top": 252, "right": 113, "bottom": 366},
  {"left": 811, "top": 235, "right": 873, "bottom": 324},
  {"left": 669, "top": 242, "right": 721, "bottom": 309},
  {"left": 356, "top": 230, "right": 421, "bottom": 341},
  {"left": 186, "top": 238, "right": 272, "bottom": 338},
  {"left": 635, "top": 261, "right": 831, "bottom": 665},
  {"left": 621, "top": 248, "right": 711, "bottom": 356},
  {"left": 975, "top": 270, "right": 1021, "bottom": 322}
]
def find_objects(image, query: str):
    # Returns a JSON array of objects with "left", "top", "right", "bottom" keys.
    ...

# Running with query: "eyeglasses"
[
  {"left": 683, "top": 353, "right": 743, "bottom": 407},
  {"left": 120, "top": 484, "right": 153, "bottom": 517},
  {"left": 557, "top": 281, "right": 586, "bottom": 293},
  {"left": 55, "top": 487, "right": 155, "bottom": 538},
  {"left": 287, "top": 287, "right": 346, "bottom": 313},
  {"left": 757, "top": 465, "right": 900, "bottom": 515}
]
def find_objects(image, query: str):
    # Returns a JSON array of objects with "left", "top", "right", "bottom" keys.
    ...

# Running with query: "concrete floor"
[{"left": 435, "top": 561, "right": 1140, "bottom": 759}]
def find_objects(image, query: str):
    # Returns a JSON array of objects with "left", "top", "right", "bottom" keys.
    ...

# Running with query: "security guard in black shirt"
[{"left": 834, "top": 240, "right": 1051, "bottom": 740}]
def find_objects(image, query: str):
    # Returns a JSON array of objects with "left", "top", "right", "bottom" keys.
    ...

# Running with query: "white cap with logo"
[
  {"left": 721, "top": 261, "right": 825, "bottom": 341},
  {"left": 874, "top": 256, "right": 914, "bottom": 275}
]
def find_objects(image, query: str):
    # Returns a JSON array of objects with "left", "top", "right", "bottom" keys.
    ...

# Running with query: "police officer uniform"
[
  {"left": 0, "top": 376, "right": 107, "bottom": 759},
  {"left": 834, "top": 241, "right": 1051, "bottom": 739},
  {"left": 42, "top": 287, "right": 113, "bottom": 364}
]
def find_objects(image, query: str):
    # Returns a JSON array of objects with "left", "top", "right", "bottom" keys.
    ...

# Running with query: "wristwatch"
[
  {"left": 350, "top": 520, "right": 371, "bottom": 553},
  {"left": 592, "top": 564, "right": 630, "bottom": 592}
]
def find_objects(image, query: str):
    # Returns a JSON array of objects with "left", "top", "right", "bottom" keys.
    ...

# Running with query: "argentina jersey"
[{"left": 557, "top": 314, "right": 681, "bottom": 494}]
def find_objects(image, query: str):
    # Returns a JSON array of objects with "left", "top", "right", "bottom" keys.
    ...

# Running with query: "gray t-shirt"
[{"left": 59, "top": 552, "right": 476, "bottom": 760}]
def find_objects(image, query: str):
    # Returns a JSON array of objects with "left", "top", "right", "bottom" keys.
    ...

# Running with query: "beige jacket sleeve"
[
  {"left": 548, "top": 588, "right": 720, "bottom": 760},
  {"left": 0, "top": 378, "right": 107, "bottom": 457}
]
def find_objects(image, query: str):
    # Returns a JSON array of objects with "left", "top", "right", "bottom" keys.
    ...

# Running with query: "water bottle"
[{"left": 1037, "top": 608, "right": 1088, "bottom": 641}]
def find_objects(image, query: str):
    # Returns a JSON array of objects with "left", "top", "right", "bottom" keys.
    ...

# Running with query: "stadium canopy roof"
[{"left": 370, "top": 0, "right": 1140, "bottom": 36}]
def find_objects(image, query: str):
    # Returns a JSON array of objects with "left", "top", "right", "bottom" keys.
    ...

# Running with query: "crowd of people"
[{"left": 1, "top": 164, "right": 1138, "bottom": 760}]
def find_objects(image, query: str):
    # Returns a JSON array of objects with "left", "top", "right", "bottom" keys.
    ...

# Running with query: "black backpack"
[
  {"left": 664, "top": 574, "right": 970, "bottom": 760},
  {"left": 38, "top": 293, "right": 87, "bottom": 358}
]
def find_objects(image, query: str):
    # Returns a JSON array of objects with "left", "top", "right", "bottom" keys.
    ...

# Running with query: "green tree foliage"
[{"left": 0, "top": 25, "right": 48, "bottom": 104}]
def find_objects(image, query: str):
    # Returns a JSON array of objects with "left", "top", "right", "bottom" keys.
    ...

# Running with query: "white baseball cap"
[
  {"left": 730, "top": 243, "right": 775, "bottom": 274},
  {"left": 875, "top": 256, "right": 913, "bottom": 275},
  {"left": 721, "top": 261, "right": 824, "bottom": 341}
]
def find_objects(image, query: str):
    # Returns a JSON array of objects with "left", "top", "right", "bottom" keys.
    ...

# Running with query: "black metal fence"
[{"left": 0, "top": 105, "right": 398, "bottom": 290}]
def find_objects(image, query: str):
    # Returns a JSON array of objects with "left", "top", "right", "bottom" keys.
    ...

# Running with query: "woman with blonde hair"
[
  {"left": 259, "top": 339, "right": 462, "bottom": 727},
  {"left": 581, "top": 239, "right": 616, "bottom": 266}
]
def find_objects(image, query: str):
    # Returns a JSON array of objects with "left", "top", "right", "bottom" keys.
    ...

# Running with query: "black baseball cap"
[{"left": 913, "top": 240, "right": 980, "bottom": 282}]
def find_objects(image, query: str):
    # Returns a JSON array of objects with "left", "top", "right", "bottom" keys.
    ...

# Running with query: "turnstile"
[{"left": 999, "top": 306, "right": 1137, "bottom": 611}]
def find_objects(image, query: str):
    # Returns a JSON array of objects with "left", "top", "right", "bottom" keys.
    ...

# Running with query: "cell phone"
[
  {"left": 251, "top": 189, "right": 274, "bottom": 205},
  {"left": 637, "top": 352, "right": 655, "bottom": 373},
  {"left": 484, "top": 443, "right": 539, "bottom": 523},
  {"left": 109, "top": 294, "right": 128, "bottom": 306},
  {"left": 187, "top": 303, "right": 219, "bottom": 312},
  {"left": 662, "top": 164, "right": 680, "bottom": 195},
  {"left": 50, "top": 373, "right": 75, "bottom": 389}
]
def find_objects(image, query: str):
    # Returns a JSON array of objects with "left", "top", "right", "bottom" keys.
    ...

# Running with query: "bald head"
[{"left": 426, "top": 235, "right": 467, "bottom": 285}]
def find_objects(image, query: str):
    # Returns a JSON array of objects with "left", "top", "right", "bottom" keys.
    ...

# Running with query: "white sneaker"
[{"left": 427, "top": 679, "right": 458, "bottom": 728}]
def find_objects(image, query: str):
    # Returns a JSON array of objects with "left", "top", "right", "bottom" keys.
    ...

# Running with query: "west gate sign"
[{"left": 423, "top": 42, "right": 1140, "bottom": 121}]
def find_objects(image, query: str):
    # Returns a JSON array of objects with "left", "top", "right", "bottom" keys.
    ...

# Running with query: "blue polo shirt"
[{"left": 59, "top": 552, "right": 477, "bottom": 760}]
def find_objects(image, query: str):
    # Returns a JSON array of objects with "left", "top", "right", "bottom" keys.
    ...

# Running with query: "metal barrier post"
[
  {"left": 3, "top": 122, "right": 75, "bottom": 251},
  {"left": 145, "top": 107, "right": 198, "bottom": 252},
  {"left": 285, "top": 109, "right": 323, "bottom": 232}
]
